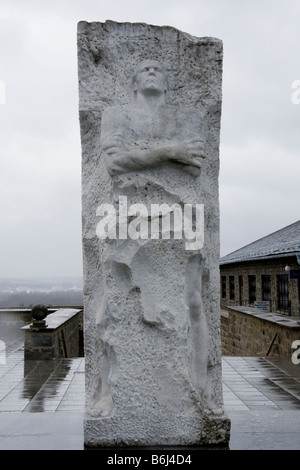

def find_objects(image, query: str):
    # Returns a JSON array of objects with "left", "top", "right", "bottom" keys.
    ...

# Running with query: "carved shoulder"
[{"left": 101, "top": 105, "right": 127, "bottom": 133}]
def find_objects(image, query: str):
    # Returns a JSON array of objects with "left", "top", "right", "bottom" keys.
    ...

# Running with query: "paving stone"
[{"left": 0, "top": 349, "right": 300, "bottom": 449}]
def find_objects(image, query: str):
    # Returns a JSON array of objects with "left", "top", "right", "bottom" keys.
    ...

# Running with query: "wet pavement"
[{"left": 0, "top": 340, "right": 300, "bottom": 450}]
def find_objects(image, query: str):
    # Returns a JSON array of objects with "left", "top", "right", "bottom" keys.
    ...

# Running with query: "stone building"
[{"left": 220, "top": 220, "right": 300, "bottom": 356}]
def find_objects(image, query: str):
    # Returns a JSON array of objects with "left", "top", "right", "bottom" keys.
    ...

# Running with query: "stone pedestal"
[
  {"left": 22, "top": 308, "right": 81, "bottom": 360},
  {"left": 78, "top": 20, "right": 230, "bottom": 447}
]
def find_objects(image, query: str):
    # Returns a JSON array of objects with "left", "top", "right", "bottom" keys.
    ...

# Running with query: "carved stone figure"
[
  {"left": 101, "top": 59, "right": 205, "bottom": 177},
  {"left": 78, "top": 20, "right": 230, "bottom": 447}
]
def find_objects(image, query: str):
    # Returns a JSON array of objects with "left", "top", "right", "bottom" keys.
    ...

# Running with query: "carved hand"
[
  {"left": 166, "top": 137, "right": 206, "bottom": 168},
  {"left": 102, "top": 132, "right": 127, "bottom": 155}
]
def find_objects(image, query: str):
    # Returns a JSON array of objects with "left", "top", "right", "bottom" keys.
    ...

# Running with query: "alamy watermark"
[
  {"left": 0, "top": 340, "right": 6, "bottom": 364},
  {"left": 291, "top": 80, "right": 300, "bottom": 104},
  {"left": 96, "top": 196, "right": 204, "bottom": 250},
  {"left": 292, "top": 340, "right": 300, "bottom": 365},
  {"left": 0, "top": 80, "right": 6, "bottom": 105}
]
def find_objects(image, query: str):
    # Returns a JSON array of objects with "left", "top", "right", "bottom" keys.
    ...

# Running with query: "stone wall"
[
  {"left": 23, "top": 308, "right": 82, "bottom": 360},
  {"left": 221, "top": 306, "right": 300, "bottom": 356}
]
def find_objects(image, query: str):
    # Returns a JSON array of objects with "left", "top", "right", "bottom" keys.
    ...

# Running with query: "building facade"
[
  {"left": 220, "top": 221, "right": 300, "bottom": 356},
  {"left": 220, "top": 220, "right": 300, "bottom": 318}
]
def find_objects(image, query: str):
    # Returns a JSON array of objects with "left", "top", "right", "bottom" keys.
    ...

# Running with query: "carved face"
[{"left": 133, "top": 60, "right": 167, "bottom": 96}]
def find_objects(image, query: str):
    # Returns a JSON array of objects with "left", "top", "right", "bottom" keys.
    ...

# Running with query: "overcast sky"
[{"left": 0, "top": 0, "right": 299, "bottom": 279}]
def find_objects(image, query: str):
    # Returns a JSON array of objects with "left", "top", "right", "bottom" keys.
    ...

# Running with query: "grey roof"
[{"left": 220, "top": 220, "right": 300, "bottom": 265}]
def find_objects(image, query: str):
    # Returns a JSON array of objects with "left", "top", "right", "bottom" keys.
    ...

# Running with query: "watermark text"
[
  {"left": 0, "top": 340, "right": 6, "bottom": 364},
  {"left": 292, "top": 340, "right": 300, "bottom": 364},
  {"left": 291, "top": 80, "right": 300, "bottom": 104},
  {"left": 96, "top": 196, "right": 204, "bottom": 250},
  {"left": 0, "top": 80, "right": 6, "bottom": 104}
]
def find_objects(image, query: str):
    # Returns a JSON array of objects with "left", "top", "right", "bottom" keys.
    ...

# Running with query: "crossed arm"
[{"left": 100, "top": 107, "right": 206, "bottom": 177}]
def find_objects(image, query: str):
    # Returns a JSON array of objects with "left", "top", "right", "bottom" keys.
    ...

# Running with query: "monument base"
[{"left": 84, "top": 412, "right": 231, "bottom": 448}]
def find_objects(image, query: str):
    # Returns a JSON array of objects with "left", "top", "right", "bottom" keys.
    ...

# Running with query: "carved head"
[{"left": 132, "top": 60, "right": 168, "bottom": 97}]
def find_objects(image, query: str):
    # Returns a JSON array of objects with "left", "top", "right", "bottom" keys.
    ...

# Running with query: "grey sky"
[{"left": 0, "top": 0, "right": 299, "bottom": 278}]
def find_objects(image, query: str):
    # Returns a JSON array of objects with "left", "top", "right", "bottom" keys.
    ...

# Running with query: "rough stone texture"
[
  {"left": 78, "top": 20, "right": 230, "bottom": 447},
  {"left": 221, "top": 306, "right": 300, "bottom": 356}
]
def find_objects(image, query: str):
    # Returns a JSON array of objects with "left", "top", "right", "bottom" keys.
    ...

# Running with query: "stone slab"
[{"left": 78, "top": 20, "right": 230, "bottom": 447}]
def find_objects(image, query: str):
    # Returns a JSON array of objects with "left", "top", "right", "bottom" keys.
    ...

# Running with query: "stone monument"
[{"left": 77, "top": 20, "right": 230, "bottom": 447}]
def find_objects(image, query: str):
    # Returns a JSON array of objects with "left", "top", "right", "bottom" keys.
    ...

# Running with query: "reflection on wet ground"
[
  {"left": 222, "top": 356, "right": 300, "bottom": 412},
  {"left": 0, "top": 343, "right": 299, "bottom": 413},
  {"left": 1, "top": 314, "right": 300, "bottom": 450},
  {"left": 0, "top": 338, "right": 300, "bottom": 450},
  {"left": 0, "top": 347, "right": 84, "bottom": 413}
]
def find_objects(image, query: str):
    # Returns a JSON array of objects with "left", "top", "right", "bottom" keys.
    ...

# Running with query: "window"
[
  {"left": 229, "top": 276, "right": 235, "bottom": 301},
  {"left": 277, "top": 275, "right": 290, "bottom": 314},
  {"left": 262, "top": 275, "right": 271, "bottom": 301},
  {"left": 238, "top": 275, "right": 243, "bottom": 305},
  {"left": 248, "top": 275, "right": 256, "bottom": 304},
  {"left": 221, "top": 276, "right": 226, "bottom": 299}
]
